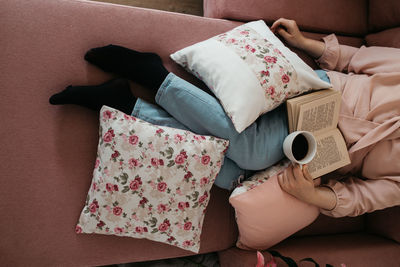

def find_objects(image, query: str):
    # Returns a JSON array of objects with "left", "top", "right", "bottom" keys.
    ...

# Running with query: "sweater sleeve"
[
  {"left": 320, "top": 176, "right": 400, "bottom": 217},
  {"left": 316, "top": 34, "right": 400, "bottom": 75},
  {"left": 315, "top": 34, "right": 358, "bottom": 73}
]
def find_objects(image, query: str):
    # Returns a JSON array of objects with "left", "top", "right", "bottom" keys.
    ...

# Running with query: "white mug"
[{"left": 283, "top": 131, "right": 317, "bottom": 168}]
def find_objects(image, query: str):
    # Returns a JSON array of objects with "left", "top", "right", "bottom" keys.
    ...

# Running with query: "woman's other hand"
[
  {"left": 271, "top": 18, "right": 326, "bottom": 59},
  {"left": 271, "top": 18, "right": 306, "bottom": 50},
  {"left": 278, "top": 164, "right": 337, "bottom": 210}
]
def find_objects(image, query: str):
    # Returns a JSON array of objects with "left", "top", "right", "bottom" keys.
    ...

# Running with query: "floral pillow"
[
  {"left": 76, "top": 106, "right": 229, "bottom": 253},
  {"left": 229, "top": 160, "right": 319, "bottom": 250},
  {"left": 170, "top": 20, "right": 331, "bottom": 133}
]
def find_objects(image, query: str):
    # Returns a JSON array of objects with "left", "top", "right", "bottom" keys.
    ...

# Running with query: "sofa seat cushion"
[
  {"left": 0, "top": 0, "right": 241, "bottom": 265},
  {"left": 219, "top": 233, "right": 400, "bottom": 267}
]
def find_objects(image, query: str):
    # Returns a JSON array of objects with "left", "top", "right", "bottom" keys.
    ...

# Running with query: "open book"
[{"left": 286, "top": 89, "right": 351, "bottom": 178}]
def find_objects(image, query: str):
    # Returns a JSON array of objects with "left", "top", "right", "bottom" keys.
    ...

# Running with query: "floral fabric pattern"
[
  {"left": 230, "top": 160, "right": 290, "bottom": 198},
  {"left": 213, "top": 26, "right": 300, "bottom": 109},
  {"left": 76, "top": 106, "right": 229, "bottom": 253}
]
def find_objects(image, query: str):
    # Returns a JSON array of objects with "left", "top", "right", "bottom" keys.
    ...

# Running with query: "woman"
[{"left": 49, "top": 19, "right": 400, "bottom": 218}]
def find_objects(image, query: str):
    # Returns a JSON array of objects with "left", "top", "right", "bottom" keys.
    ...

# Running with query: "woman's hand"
[
  {"left": 271, "top": 18, "right": 307, "bottom": 50},
  {"left": 278, "top": 164, "right": 316, "bottom": 203},
  {"left": 271, "top": 18, "right": 326, "bottom": 59},
  {"left": 278, "top": 164, "right": 337, "bottom": 210}
]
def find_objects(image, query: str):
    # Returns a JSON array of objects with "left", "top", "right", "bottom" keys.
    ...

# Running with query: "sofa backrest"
[
  {"left": 204, "top": 0, "right": 368, "bottom": 36},
  {"left": 204, "top": 0, "right": 400, "bottom": 48}
]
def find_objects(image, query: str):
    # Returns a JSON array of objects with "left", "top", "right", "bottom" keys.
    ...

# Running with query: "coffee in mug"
[{"left": 283, "top": 131, "right": 317, "bottom": 167}]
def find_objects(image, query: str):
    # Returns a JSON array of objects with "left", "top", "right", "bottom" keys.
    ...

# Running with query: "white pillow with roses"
[
  {"left": 76, "top": 106, "right": 229, "bottom": 253},
  {"left": 170, "top": 20, "right": 331, "bottom": 133}
]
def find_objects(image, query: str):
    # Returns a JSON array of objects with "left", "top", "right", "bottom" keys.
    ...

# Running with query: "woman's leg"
[
  {"left": 132, "top": 99, "right": 246, "bottom": 190},
  {"left": 155, "top": 73, "right": 288, "bottom": 171},
  {"left": 49, "top": 78, "right": 136, "bottom": 114}
]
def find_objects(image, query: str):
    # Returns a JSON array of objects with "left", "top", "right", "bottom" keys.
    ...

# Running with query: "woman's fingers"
[
  {"left": 302, "top": 164, "right": 314, "bottom": 181},
  {"left": 271, "top": 18, "right": 290, "bottom": 31}
]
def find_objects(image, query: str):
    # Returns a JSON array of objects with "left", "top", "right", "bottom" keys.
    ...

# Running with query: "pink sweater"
[{"left": 316, "top": 34, "right": 400, "bottom": 217}]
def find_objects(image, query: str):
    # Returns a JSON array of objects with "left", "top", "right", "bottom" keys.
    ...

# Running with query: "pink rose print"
[
  {"left": 282, "top": 74, "right": 290, "bottom": 83},
  {"left": 200, "top": 177, "right": 209, "bottom": 186},
  {"left": 103, "top": 129, "right": 115, "bottom": 143},
  {"left": 266, "top": 86, "right": 275, "bottom": 97},
  {"left": 113, "top": 184, "right": 119, "bottom": 191},
  {"left": 156, "top": 128, "right": 164, "bottom": 134},
  {"left": 89, "top": 200, "right": 99, "bottom": 213},
  {"left": 167, "top": 236, "right": 176, "bottom": 243},
  {"left": 199, "top": 192, "right": 208, "bottom": 204},
  {"left": 240, "top": 30, "right": 249, "bottom": 35},
  {"left": 183, "top": 240, "right": 194, "bottom": 247},
  {"left": 157, "top": 182, "right": 167, "bottom": 192},
  {"left": 113, "top": 206, "right": 123, "bottom": 216},
  {"left": 264, "top": 56, "right": 277, "bottom": 64},
  {"left": 135, "top": 226, "right": 148, "bottom": 234},
  {"left": 103, "top": 110, "right": 113, "bottom": 120},
  {"left": 114, "top": 227, "right": 124, "bottom": 234},
  {"left": 139, "top": 197, "right": 148, "bottom": 206},
  {"left": 261, "top": 70, "right": 270, "bottom": 77},
  {"left": 128, "top": 158, "right": 139, "bottom": 167},
  {"left": 201, "top": 155, "right": 211, "bottom": 165},
  {"left": 158, "top": 219, "right": 171, "bottom": 232},
  {"left": 244, "top": 44, "right": 256, "bottom": 53},
  {"left": 184, "top": 222, "right": 192, "bottom": 231},
  {"left": 184, "top": 171, "right": 193, "bottom": 180},
  {"left": 151, "top": 158, "right": 159, "bottom": 167},
  {"left": 227, "top": 38, "right": 236, "bottom": 44},
  {"left": 129, "top": 177, "right": 142, "bottom": 191},
  {"left": 178, "top": 201, "right": 190, "bottom": 211},
  {"left": 157, "top": 204, "right": 167, "bottom": 213},
  {"left": 106, "top": 183, "right": 114, "bottom": 192},
  {"left": 111, "top": 150, "right": 120, "bottom": 159},
  {"left": 158, "top": 159, "right": 164, "bottom": 166},
  {"left": 97, "top": 221, "right": 105, "bottom": 228},
  {"left": 175, "top": 154, "right": 185, "bottom": 165},
  {"left": 174, "top": 134, "right": 184, "bottom": 143},
  {"left": 75, "top": 225, "right": 82, "bottom": 234},
  {"left": 129, "top": 135, "right": 139, "bottom": 145},
  {"left": 92, "top": 182, "right": 97, "bottom": 191},
  {"left": 123, "top": 114, "right": 131, "bottom": 120}
]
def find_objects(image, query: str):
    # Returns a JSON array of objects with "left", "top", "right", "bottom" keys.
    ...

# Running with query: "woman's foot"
[
  {"left": 49, "top": 78, "right": 136, "bottom": 114},
  {"left": 84, "top": 44, "right": 169, "bottom": 91}
]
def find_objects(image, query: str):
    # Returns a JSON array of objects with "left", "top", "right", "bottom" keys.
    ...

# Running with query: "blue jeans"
[{"left": 132, "top": 71, "right": 330, "bottom": 190}]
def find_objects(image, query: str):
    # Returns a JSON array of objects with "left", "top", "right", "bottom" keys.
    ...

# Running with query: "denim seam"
[
  {"left": 131, "top": 99, "right": 143, "bottom": 117},
  {"left": 155, "top": 73, "right": 174, "bottom": 104}
]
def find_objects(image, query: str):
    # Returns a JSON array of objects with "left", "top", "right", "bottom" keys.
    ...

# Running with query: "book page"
[
  {"left": 296, "top": 91, "right": 341, "bottom": 135},
  {"left": 307, "top": 128, "right": 351, "bottom": 179},
  {"left": 286, "top": 89, "right": 336, "bottom": 133}
]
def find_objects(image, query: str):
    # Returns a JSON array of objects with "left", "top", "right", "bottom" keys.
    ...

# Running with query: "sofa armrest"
[{"left": 366, "top": 206, "right": 400, "bottom": 243}]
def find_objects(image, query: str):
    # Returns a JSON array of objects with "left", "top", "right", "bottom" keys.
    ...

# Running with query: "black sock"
[
  {"left": 84, "top": 45, "right": 169, "bottom": 91},
  {"left": 49, "top": 78, "right": 136, "bottom": 114}
]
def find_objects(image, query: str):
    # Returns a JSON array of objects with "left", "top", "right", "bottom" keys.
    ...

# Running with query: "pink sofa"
[{"left": 1, "top": 0, "right": 399, "bottom": 266}]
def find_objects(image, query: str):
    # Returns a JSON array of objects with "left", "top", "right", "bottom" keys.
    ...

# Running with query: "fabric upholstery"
[{"left": 203, "top": 0, "right": 368, "bottom": 36}]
